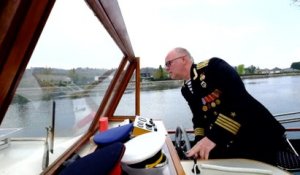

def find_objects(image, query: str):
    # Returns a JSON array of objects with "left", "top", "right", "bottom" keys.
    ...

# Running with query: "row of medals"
[{"left": 200, "top": 73, "right": 222, "bottom": 112}]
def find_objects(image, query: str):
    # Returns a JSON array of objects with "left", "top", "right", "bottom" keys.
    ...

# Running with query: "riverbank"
[
  {"left": 240, "top": 72, "right": 300, "bottom": 79},
  {"left": 141, "top": 80, "right": 183, "bottom": 91},
  {"left": 141, "top": 73, "right": 300, "bottom": 91}
]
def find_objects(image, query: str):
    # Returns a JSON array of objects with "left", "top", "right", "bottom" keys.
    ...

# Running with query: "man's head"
[{"left": 165, "top": 47, "right": 193, "bottom": 80}]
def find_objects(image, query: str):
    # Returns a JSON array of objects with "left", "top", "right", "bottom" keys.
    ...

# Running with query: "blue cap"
[
  {"left": 59, "top": 142, "right": 125, "bottom": 175},
  {"left": 93, "top": 123, "right": 133, "bottom": 147}
]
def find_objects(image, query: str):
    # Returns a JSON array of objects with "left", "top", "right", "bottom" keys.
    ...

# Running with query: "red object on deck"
[
  {"left": 99, "top": 117, "right": 108, "bottom": 131},
  {"left": 109, "top": 162, "right": 122, "bottom": 175}
]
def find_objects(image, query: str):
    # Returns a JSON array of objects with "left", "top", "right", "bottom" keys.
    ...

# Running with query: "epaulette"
[{"left": 196, "top": 59, "right": 209, "bottom": 70}]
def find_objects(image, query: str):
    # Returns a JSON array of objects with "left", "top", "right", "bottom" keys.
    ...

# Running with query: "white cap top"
[{"left": 121, "top": 132, "right": 166, "bottom": 164}]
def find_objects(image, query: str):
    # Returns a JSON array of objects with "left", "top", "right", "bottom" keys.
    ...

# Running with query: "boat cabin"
[{"left": 1, "top": 0, "right": 300, "bottom": 175}]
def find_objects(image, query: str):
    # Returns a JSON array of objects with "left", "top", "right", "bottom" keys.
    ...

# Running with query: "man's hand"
[{"left": 186, "top": 137, "right": 216, "bottom": 160}]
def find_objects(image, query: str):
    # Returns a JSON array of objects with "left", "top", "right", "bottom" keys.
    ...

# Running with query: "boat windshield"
[{"left": 0, "top": 0, "right": 135, "bottom": 167}]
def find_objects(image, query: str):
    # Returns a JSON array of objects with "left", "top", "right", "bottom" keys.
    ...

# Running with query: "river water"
[
  {"left": 138, "top": 76, "right": 300, "bottom": 131},
  {"left": 2, "top": 76, "right": 300, "bottom": 138}
]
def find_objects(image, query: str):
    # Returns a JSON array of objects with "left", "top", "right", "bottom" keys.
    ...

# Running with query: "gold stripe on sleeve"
[
  {"left": 194, "top": 127, "right": 204, "bottom": 136},
  {"left": 215, "top": 113, "right": 241, "bottom": 135}
]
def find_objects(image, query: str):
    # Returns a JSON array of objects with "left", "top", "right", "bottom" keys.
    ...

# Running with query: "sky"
[{"left": 29, "top": 0, "right": 300, "bottom": 69}]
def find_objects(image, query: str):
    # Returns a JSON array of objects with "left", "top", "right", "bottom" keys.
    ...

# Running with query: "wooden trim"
[
  {"left": 42, "top": 132, "right": 93, "bottom": 175},
  {"left": 89, "top": 56, "right": 128, "bottom": 133},
  {"left": 107, "top": 57, "right": 137, "bottom": 117},
  {"left": 0, "top": 0, "right": 139, "bottom": 173},
  {"left": 86, "top": 0, "right": 135, "bottom": 58},
  {"left": 108, "top": 115, "right": 136, "bottom": 121},
  {"left": 44, "top": 0, "right": 137, "bottom": 173},
  {"left": 165, "top": 137, "right": 186, "bottom": 175},
  {"left": 0, "top": 0, "right": 55, "bottom": 124},
  {"left": 286, "top": 128, "right": 300, "bottom": 132},
  {"left": 135, "top": 57, "right": 141, "bottom": 115},
  {"left": 0, "top": 0, "right": 23, "bottom": 70},
  {"left": 44, "top": 45, "right": 132, "bottom": 175}
]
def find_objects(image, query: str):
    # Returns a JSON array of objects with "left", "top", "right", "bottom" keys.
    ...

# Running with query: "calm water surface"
[
  {"left": 2, "top": 76, "right": 300, "bottom": 137},
  {"left": 138, "top": 76, "right": 300, "bottom": 130}
]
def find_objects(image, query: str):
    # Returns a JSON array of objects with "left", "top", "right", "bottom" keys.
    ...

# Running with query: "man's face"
[{"left": 165, "top": 52, "right": 186, "bottom": 80}]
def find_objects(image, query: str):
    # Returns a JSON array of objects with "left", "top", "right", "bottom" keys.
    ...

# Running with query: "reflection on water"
[
  {"left": 243, "top": 79, "right": 268, "bottom": 85},
  {"left": 1, "top": 76, "right": 300, "bottom": 137}
]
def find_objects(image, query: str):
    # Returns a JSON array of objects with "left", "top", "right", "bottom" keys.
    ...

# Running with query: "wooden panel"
[
  {"left": 135, "top": 57, "right": 141, "bottom": 115},
  {"left": 165, "top": 136, "right": 186, "bottom": 175},
  {"left": 107, "top": 58, "right": 137, "bottom": 117},
  {"left": 88, "top": 56, "right": 128, "bottom": 133},
  {"left": 0, "top": 0, "right": 21, "bottom": 68},
  {"left": 44, "top": 0, "right": 137, "bottom": 173},
  {"left": 0, "top": 0, "right": 55, "bottom": 124},
  {"left": 86, "top": 0, "right": 135, "bottom": 58}
]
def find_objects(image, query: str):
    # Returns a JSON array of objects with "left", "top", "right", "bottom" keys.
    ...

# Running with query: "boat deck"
[
  {"left": 181, "top": 159, "right": 291, "bottom": 175},
  {"left": 0, "top": 120, "right": 298, "bottom": 175},
  {"left": 0, "top": 136, "right": 83, "bottom": 175}
]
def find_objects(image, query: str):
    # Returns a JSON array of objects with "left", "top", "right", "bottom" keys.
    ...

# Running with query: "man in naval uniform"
[{"left": 164, "top": 47, "right": 288, "bottom": 166}]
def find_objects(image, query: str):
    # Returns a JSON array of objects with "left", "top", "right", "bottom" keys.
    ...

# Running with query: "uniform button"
[
  {"left": 227, "top": 141, "right": 233, "bottom": 148},
  {"left": 211, "top": 102, "right": 216, "bottom": 108}
]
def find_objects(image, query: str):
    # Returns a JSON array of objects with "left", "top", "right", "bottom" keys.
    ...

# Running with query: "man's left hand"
[{"left": 186, "top": 136, "right": 216, "bottom": 160}]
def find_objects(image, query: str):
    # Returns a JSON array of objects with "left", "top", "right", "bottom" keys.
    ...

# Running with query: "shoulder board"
[{"left": 196, "top": 59, "right": 209, "bottom": 70}]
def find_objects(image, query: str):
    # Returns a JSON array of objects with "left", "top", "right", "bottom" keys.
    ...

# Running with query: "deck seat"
[{"left": 93, "top": 123, "right": 133, "bottom": 147}]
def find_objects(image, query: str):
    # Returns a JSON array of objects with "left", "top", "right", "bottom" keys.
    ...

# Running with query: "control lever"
[{"left": 192, "top": 158, "right": 201, "bottom": 175}]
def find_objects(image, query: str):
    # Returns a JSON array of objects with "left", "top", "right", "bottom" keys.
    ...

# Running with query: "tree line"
[{"left": 149, "top": 61, "right": 300, "bottom": 81}]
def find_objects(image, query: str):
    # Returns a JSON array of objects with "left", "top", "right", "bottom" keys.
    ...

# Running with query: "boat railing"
[
  {"left": 275, "top": 111, "right": 300, "bottom": 118},
  {"left": 275, "top": 111, "right": 300, "bottom": 132},
  {"left": 0, "top": 128, "right": 23, "bottom": 150},
  {"left": 167, "top": 111, "right": 300, "bottom": 136}
]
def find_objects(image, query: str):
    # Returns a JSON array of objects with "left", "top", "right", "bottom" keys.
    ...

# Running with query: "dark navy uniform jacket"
[{"left": 181, "top": 57, "right": 286, "bottom": 165}]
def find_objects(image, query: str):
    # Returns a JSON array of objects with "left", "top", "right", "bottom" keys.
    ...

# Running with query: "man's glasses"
[{"left": 165, "top": 55, "right": 186, "bottom": 67}]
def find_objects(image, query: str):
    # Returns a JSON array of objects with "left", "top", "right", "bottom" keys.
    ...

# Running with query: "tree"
[
  {"left": 291, "top": 62, "right": 300, "bottom": 70},
  {"left": 42, "top": 67, "right": 52, "bottom": 74},
  {"left": 245, "top": 65, "right": 257, "bottom": 74},
  {"left": 236, "top": 64, "right": 245, "bottom": 75},
  {"left": 153, "top": 65, "right": 168, "bottom": 80},
  {"left": 68, "top": 68, "right": 79, "bottom": 83}
]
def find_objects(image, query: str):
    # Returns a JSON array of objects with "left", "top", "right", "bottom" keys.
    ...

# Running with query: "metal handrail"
[
  {"left": 278, "top": 117, "right": 300, "bottom": 124},
  {"left": 274, "top": 111, "right": 300, "bottom": 117},
  {"left": 275, "top": 111, "right": 300, "bottom": 124}
]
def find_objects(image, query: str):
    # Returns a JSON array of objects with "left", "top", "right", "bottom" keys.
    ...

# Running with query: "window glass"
[
  {"left": 115, "top": 68, "right": 136, "bottom": 116},
  {"left": 0, "top": 0, "right": 122, "bottom": 167}
]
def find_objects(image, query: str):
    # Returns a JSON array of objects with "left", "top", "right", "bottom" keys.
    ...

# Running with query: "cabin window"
[
  {"left": 115, "top": 69, "right": 137, "bottom": 116},
  {"left": 0, "top": 0, "right": 122, "bottom": 167}
]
